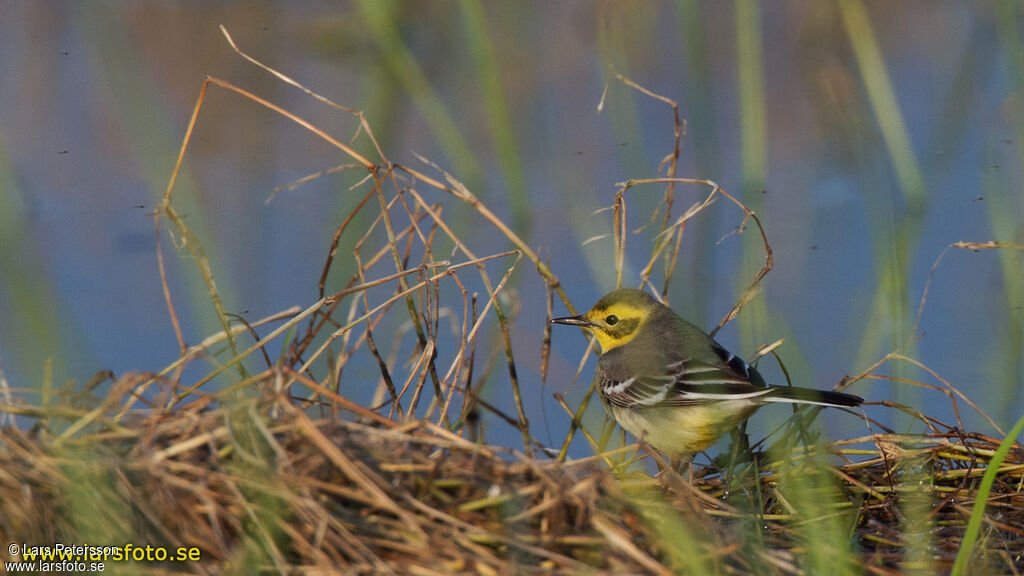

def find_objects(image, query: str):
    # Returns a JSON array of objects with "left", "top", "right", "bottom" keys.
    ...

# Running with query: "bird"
[{"left": 550, "top": 288, "right": 862, "bottom": 457}]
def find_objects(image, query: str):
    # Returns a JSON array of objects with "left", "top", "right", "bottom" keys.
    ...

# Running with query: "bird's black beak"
[{"left": 550, "top": 315, "right": 593, "bottom": 327}]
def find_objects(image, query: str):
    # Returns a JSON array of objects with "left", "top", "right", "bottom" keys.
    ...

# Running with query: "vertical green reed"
[
  {"left": 731, "top": 1, "right": 818, "bottom": 424},
  {"left": 837, "top": 0, "right": 926, "bottom": 373},
  {"left": 595, "top": 5, "right": 654, "bottom": 181},
  {"left": 59, "top": 449, "right": 131, "bottom": 562},
  {"left": 459, "top": 1, "right": 530, "bottom": 233},
  {"left": 982, "top": 167, "right": 1024, "bottom": 432},
  {"left": 627, "top": 487, "right": 716, "bottom": 573},
  {"left": 951, "top": 409, "right": 1024, "bottom": 575},
  {"left": 81, "top": 6, "right": 237, "bottom": 346},
  {"left": 991, "top": 0, "right": 1024, "bottom": 425},
  {"left": 356, "top": 0, "right": 482, "bottom": 190},
  {"left": 837, "top": 0, "right": 932, "bottom": 570},
  {"left": 734, "top": 0, "right": 770, "bottom": 354},
  {"left": 776, "top": 445, "right": 859, "bottom": 576},
  {"left": 675, "top": 0, "right": 720, "bottom": 320},
  {"left": 0, "top": 141, "right": 67, "bottom": 386}
]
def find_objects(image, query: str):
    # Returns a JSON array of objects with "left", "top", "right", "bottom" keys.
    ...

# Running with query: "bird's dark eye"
[{"left": 605, "top": 314, "right": 619, "bottom": 326}]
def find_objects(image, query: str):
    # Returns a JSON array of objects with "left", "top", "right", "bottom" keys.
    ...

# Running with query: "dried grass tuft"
[{"left": 1, "top": 387, "right": 1022, "bottom": 574}]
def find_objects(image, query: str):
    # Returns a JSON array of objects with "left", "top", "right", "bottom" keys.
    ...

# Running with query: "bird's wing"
[
  {"left": 600, "top": 341, "right": 771, "bottom": 409},
  {"left": 599, "top": 372, "right": 679, "bottom": 407}
]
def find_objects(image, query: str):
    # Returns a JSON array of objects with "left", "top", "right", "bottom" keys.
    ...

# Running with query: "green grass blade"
[
  {"left": 459, "top": 0, "right": 529, "bottom": 232},
  {"left": 951, "top": 409, "right": 1024, "bottom": 575},
  {"left": 356, "top": 0, "right": 482, "bottom": 186}
]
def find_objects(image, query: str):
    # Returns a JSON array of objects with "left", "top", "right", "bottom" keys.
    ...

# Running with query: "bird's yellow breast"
[{"left": 607, "top": 400, "right": 760, "bottom": 455}]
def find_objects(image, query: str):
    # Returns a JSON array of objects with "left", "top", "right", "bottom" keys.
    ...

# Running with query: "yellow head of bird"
[{"left": 550, "top": 288, "right": 660, "bottom": 353}]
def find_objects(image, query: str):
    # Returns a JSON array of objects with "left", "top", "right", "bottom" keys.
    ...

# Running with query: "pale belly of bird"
[{"left": 606, "top": 400, "right": 760, "bottom": 456}]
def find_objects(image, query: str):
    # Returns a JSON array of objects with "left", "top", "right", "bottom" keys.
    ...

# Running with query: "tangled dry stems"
[{"left": 1, "top": 383, "right": 1022, "bottom": 574}]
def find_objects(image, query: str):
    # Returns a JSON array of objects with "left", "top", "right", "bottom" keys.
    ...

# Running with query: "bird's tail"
[{"left": 763, "top": 386, "right": 863, "bottom": 408}]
